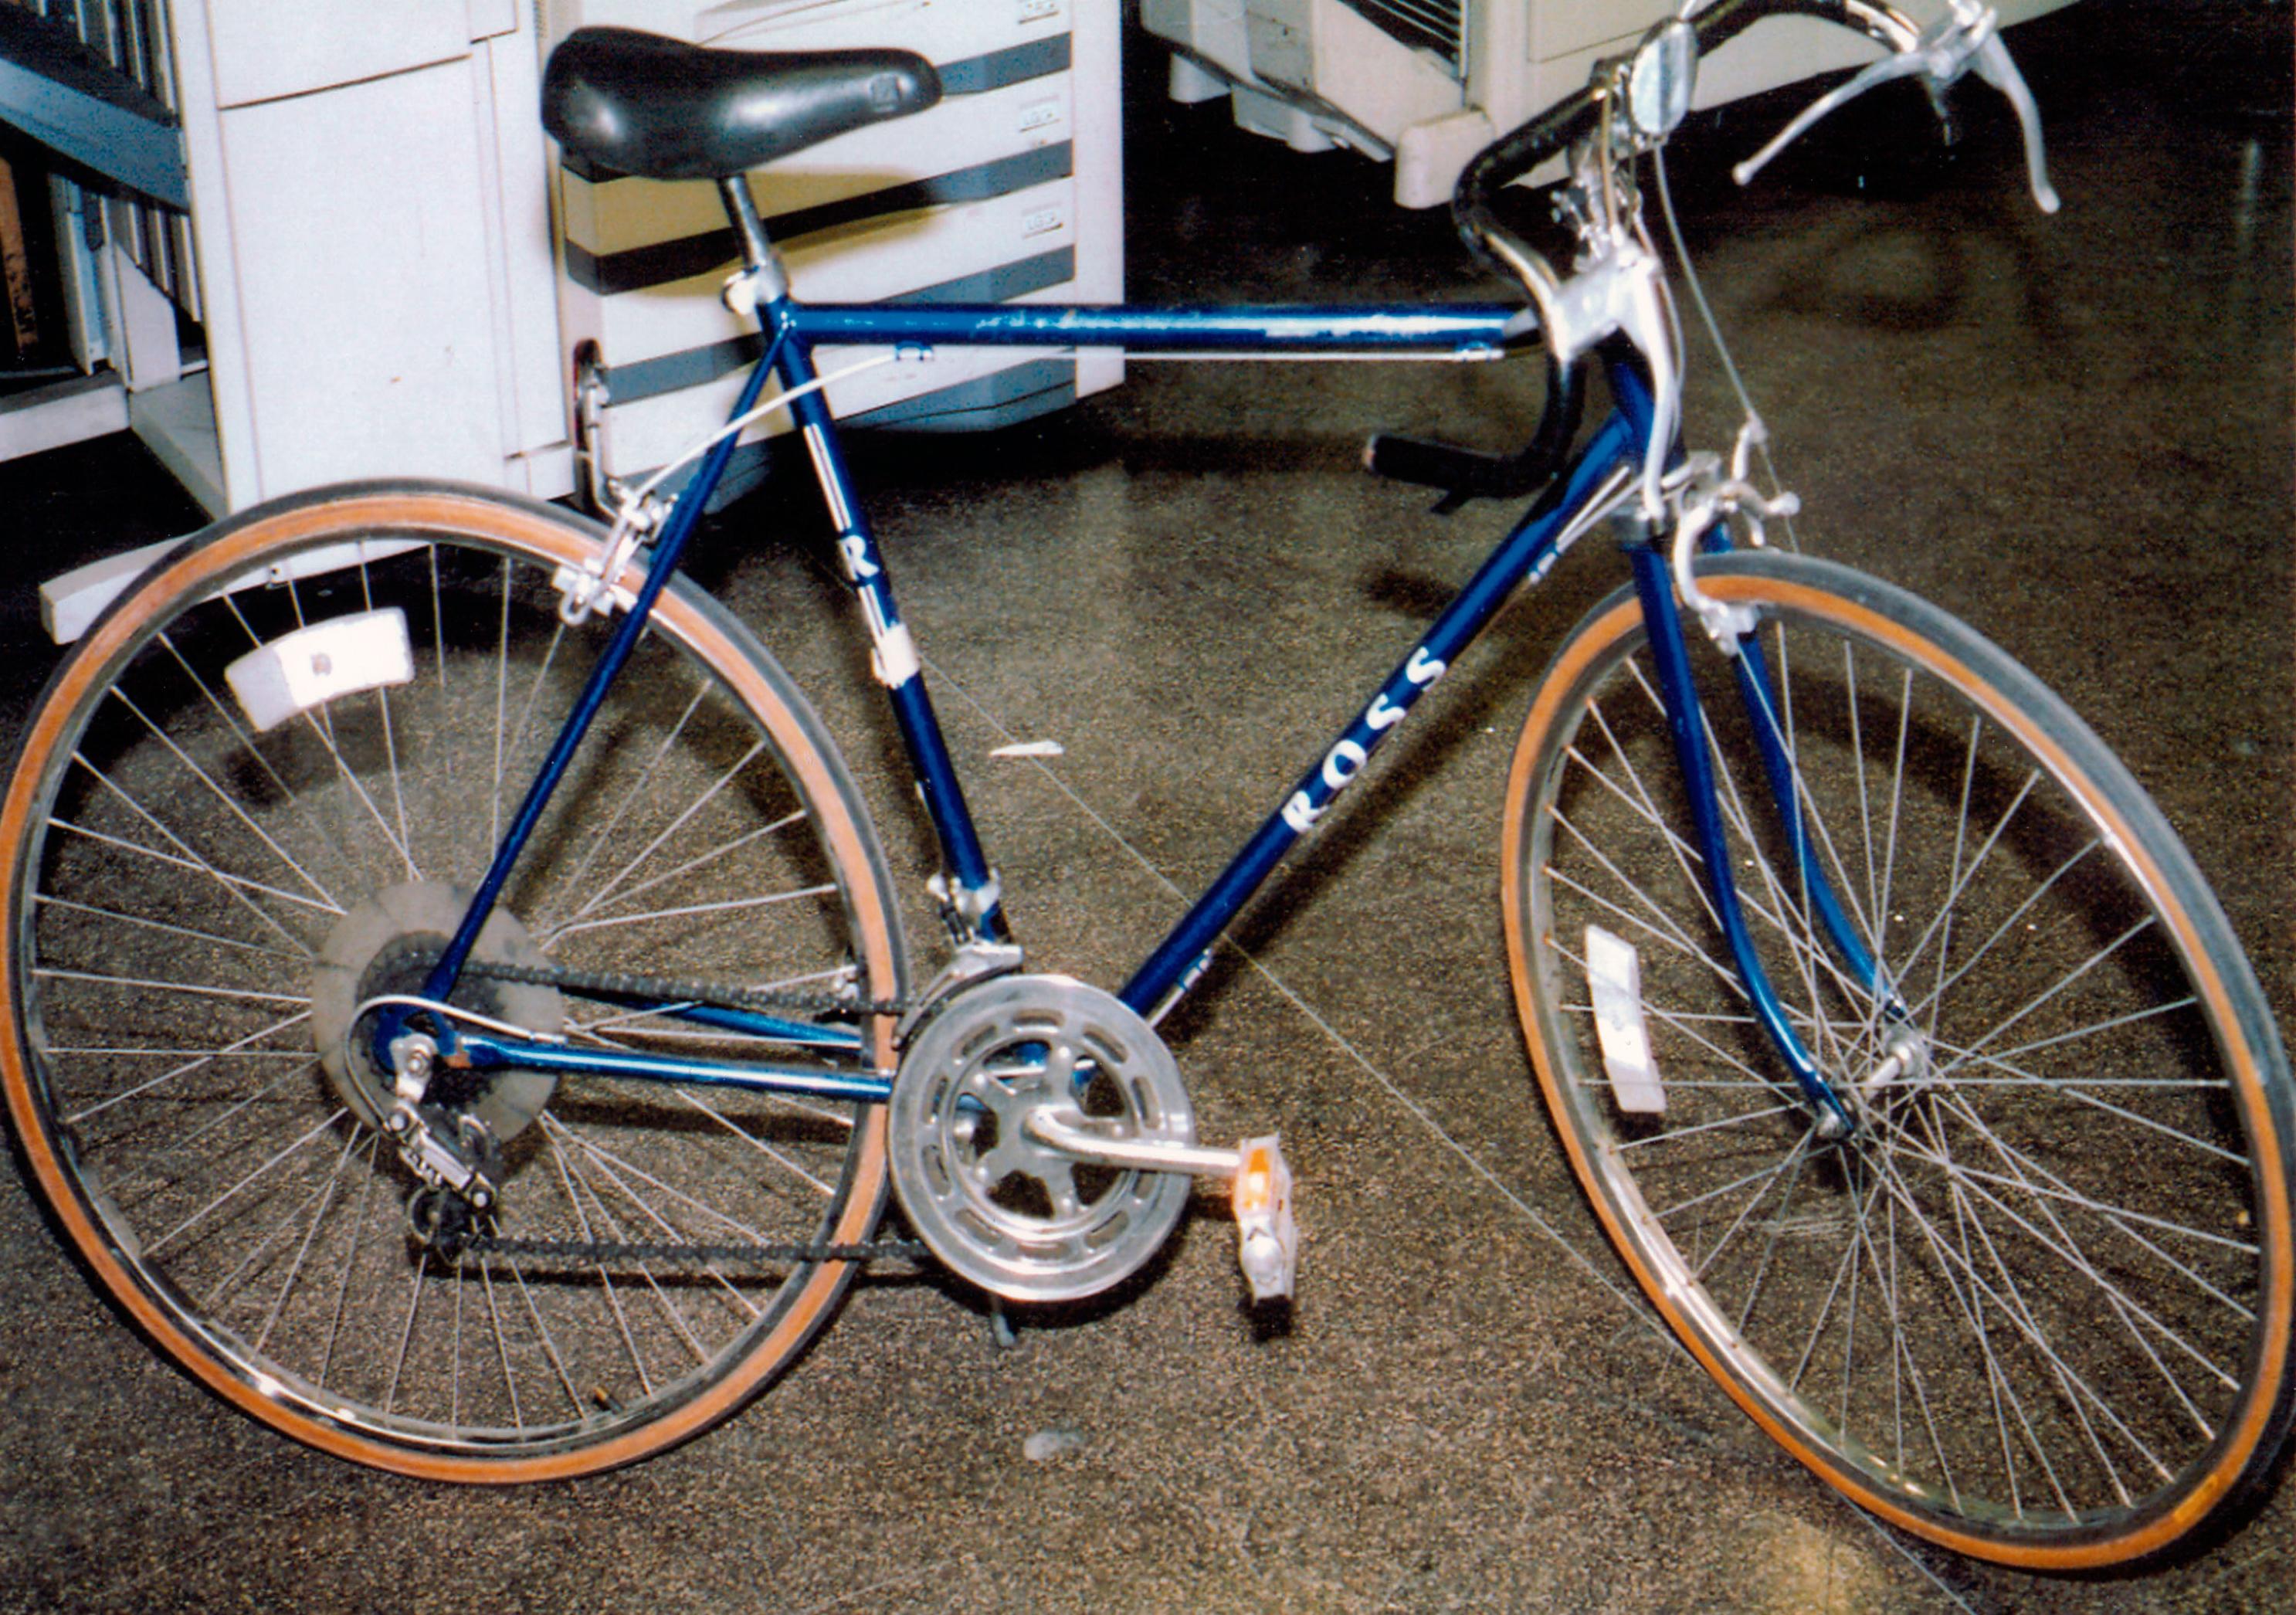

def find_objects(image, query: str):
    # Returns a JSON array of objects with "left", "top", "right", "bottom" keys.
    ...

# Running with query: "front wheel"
[
  {"left": 1504, "top": 551, "right": 2294, "bottom": 1569},
  {"left": 0, "top": 482, "right": 907, "bottom": 1480}
]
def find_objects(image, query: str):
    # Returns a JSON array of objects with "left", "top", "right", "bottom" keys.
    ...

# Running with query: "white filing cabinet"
[
  {"left": 100, "top": 0, "right": 564, "bottom": 513},
  {"left": 548, "top": 0, "right": 1124, "bottom": 503},
  {"left": 71, "top": 0, "right": 1118, "bottom": 517}
]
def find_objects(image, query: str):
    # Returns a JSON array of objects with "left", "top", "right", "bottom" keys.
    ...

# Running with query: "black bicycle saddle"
[{"left": 542, "top": 26, "right": 941, "bottom": 181}]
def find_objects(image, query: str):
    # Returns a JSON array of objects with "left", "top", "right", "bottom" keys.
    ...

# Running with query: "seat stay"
[{"left": 412, "top": 349, "right": 784, "bottom": 1023}]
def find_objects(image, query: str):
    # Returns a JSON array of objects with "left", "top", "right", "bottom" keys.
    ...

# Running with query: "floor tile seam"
[
  {"left": 912, "top": 642, "right": 1683, "bottom": 1352},
  {"left": 1844, "top": 1508, "right": 1989, "bottom": 1614}
]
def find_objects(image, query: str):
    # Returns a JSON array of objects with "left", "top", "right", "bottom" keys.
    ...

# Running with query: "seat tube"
[
  {"left": 722, "top": 174, "right": 1002, "bottom": 938},
  {"left": 755, "top": 306, "right": 1006, "bottom": 941}
]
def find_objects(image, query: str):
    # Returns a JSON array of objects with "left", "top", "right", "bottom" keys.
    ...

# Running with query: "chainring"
[{"left": 887, "top": 973, "right": 1195, "bottom": 1304}]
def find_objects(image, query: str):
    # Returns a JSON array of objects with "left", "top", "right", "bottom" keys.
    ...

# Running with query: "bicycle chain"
[
  {"left": 455, "top": 955, "right": 911, "bottom": 1023},
  {"left": 403, "top": 956, "right": 926, "bottom": 1269},
  {"left": 458, "top": 1234, "right": 929, "bottom": 1267}
]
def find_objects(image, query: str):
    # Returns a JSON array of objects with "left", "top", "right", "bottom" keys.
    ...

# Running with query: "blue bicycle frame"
[{"left": 401, "top": 263, "right": 1865, "bottom": 1134}]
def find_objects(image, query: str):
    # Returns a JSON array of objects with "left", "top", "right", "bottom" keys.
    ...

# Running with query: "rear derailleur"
[{"left": 383, "top": 1029, "right": 504, "bottom": 1258}]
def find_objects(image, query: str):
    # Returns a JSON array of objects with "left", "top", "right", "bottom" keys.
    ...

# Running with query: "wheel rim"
[
  {"left": 1506, "top": 556, "right": 2292, "bottom": 1566},
  {"left": 2, "top": 490, "right": 904, "bottom": 1477}
]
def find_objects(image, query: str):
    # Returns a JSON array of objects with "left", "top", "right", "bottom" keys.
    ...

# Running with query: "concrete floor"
[{"left": 0, "top": 2, "right": 2289, "bottom": 1609}]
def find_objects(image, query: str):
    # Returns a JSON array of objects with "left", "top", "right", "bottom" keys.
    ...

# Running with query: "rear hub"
[{"left": 310, "top": 881, "right": 563, "bottom": 1142}]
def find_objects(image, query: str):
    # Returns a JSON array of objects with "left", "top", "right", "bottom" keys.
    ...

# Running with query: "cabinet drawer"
[
  {"left": 588, "top": 176, "right": 1080, "bottom": 372},
  {"left": 561, "top": 73, "right": 1075, "bottom": 263},
  {"left": 699, "top": 0, "right": 1071, "bottom": 59},
  {"left": 206, "top": 0, "right": 473, "bottom": 107},
  {"left": 587, "top": 177, "right": 1084, "bottom": 467}
]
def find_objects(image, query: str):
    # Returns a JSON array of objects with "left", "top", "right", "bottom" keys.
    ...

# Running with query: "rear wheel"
[
  {"left": 1504, "top": 551, "right": 2294, "bottom": 1568},
  {"left": 0, "top": 482, "right": 907, "bottom": 1480}
]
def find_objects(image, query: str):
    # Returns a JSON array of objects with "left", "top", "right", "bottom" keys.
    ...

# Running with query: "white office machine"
[{"left": 1140, "top": 0, "right": 2080, "bottom": 207}]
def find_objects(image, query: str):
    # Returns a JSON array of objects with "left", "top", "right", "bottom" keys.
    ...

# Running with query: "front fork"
[{"left": 1626, "top": 540, "right": 1890, "bottom": 1139}]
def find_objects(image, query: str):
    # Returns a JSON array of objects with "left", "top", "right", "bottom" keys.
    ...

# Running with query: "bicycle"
[{"left": 2, "top": 0, "right": 2288, "bottom": 1573}]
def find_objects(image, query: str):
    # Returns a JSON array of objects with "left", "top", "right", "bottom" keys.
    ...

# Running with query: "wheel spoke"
[
  {"left": 5, "top": 503, "right": 900, "bottom": 1474},
  {"left": 60, "top": 1009, "right": 314, "bottom": 1125},
  {"left": 541, "top": 882, "right": 839, "bottom": 945},
  {"left": 536, "top": 684, "right": 713, "bottom": 933},
  {"left": 549, "top": 741, "right": 768, "bottom": 930},
  {"left": 253, "top": 1126, "right": 365, "bottom": 1352},
  {"left": 548, "top": 1139, "right": 655, "bottom": 1398},
  {"left": 145, "top": 1107, "right": 350, "bottom": 1260},
  {"left": 1511, "top": 553, "right": 2288, "bottom": 1561},
  {"left": 107, "top": 687, "right": 343, "bottom": 910}
]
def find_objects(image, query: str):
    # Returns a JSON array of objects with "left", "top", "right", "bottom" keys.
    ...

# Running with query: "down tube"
[{"left": 1119, "top": 410, "right": 1640, "bottom": 1021}]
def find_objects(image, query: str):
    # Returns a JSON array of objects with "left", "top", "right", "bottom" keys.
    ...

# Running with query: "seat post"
[{"left": 717, "top": 175, "right": 789, "bottom": 302}]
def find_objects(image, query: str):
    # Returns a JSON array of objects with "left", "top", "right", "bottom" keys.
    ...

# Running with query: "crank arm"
[
  {"left": 1023, "top": 1111, "right": 1248, "bottom": 1177},
  {"left": 1024, "top": 1113, "right": 1297, "bottom": 1301}
]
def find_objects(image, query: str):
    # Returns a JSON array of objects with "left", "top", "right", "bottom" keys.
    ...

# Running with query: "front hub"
[{"left": 1849, "top": 1023, "right": 1932, "bottom": 1125}]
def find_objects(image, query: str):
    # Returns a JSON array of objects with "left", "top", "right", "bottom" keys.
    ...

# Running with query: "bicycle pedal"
[{"left": 1231, "top": 1135, "right": 1297, "bottom": 1303}]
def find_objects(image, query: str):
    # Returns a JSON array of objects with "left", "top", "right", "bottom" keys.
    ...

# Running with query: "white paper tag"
[
  {"left": 1585, "top": 924, "right": 1664, "bottom": 1115},
  {"left": 226, "top": 608, "right": 415, "bottom": 731}
]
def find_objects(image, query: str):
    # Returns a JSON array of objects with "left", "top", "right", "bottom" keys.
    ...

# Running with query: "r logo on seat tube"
[{"left": 1280, "top": 646, "right": 1446, "bottom": 833}]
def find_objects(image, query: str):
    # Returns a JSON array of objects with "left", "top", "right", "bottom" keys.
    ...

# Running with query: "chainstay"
[
  {"left": 409, "top": 959, "right": 929, "bottom": 1267},
  {"left": 404, "top": 958, "right": 926, "bottom": 1268},
  {"left": 453, "top": 955, "right": 911, "bottom": 1022},
  {"left": 461, "top": 1234, "right": 929, "bottom": 1267}
]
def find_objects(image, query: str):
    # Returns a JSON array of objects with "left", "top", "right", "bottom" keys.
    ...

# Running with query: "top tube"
[{"left": 782, "top": 302, "right": 1531, "bottom": 358}]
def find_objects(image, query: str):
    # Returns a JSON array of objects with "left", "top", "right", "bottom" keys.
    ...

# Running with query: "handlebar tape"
[{"left": 1363, "top": 355, "right": 1583, "bottom": 507}]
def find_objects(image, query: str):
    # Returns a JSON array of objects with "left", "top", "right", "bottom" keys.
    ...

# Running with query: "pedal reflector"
[
  {"left": 226, "top": 608, "right": 415, "bottom": 731},
  {"left": 1232, "top": 1134, "right": 1297, "bottom": 1302},
  {"left": 1585, "top": 925, "right": 1664, "bottom": 1114}
]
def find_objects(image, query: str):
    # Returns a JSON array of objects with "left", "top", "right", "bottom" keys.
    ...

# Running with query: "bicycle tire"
[
  {"left": 0, "top": 480, "right": 908, "bottom": 1481},
  {"left": 1502, "top": 550, "right": 2294, "bottom": 1568}
]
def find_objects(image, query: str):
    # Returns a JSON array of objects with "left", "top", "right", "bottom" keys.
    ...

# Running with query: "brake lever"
[
  {"left": 1732, "top": 49, "right": 1932, "bottom": 188},
  {"left": 1969, "top": 22, "right": 2059, "bottom": 212},
  {"left": 1731, "top": 1, "right": 2057, "bottom": 214}
]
